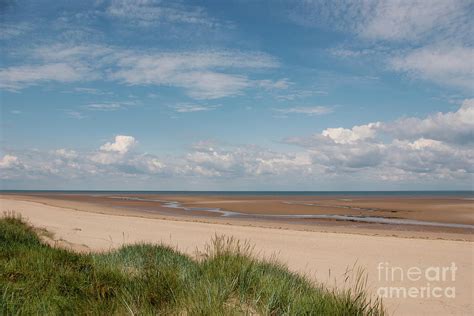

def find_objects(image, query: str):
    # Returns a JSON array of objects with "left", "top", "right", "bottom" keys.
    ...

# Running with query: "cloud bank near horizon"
[{"left": 2, "top": 100, "right": 472, "bottom": 190}]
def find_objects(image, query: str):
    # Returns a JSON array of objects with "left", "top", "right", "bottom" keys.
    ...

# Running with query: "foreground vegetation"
[{"left": 0, "top": 215, "right": 384, "bottom": 315}]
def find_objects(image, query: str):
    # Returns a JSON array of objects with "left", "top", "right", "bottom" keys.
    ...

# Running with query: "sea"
[{"left": 0, "top": 190, "right": 473, "bottom": 197}]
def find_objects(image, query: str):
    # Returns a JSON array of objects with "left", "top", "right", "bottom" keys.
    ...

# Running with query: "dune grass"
[{"left": 0, "top": 215, "right": 384, "bottom": 315}]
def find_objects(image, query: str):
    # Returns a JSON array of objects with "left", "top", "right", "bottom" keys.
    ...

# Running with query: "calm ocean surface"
[{"left": 1, "top": 190, "right": 473, "bottom": 197}]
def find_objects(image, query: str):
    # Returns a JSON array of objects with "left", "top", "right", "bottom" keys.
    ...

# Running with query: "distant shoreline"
[{"left": 1, "top": 189, "right": 473, "bottom": 197}]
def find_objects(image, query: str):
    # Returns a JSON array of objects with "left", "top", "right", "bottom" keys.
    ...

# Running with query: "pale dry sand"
[{"left": 1, "top": 197, "right": 472, "bottom": 315}]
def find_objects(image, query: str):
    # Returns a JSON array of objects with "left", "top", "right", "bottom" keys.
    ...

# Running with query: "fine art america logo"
[{"left": 377, "top": 262, "right": 457, "bottom": 299}]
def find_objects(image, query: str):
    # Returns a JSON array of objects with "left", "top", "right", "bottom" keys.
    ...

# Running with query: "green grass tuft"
[{"left": 0, "top": 216, "right": 384, "bottom": 315}]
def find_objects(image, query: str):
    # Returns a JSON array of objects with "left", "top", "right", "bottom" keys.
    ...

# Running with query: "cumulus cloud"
[
  {"left": 142, "top": 157, "right": 165, "bottom": 173},
  {"left": 0, "top": 144, "right": 350, "bottom": 183},
  {"left": 322, "top": 122, "right": 381, "bottom": 144},
  {"left": 185, "top": 145, "right": 312, "bottom": 177},
  {"left": 54, "top": 149, "right": 77, "bottom": 159},
  {"left": 388, "top": 139, "right": 473, "bottom": 175},
  {"left": 0, "top": 155, "right": 21, "bottom": 169},
  {"left": 384, "top": 99, "right": 474, "bottom": 144},
  {"left": 100, "top": 135, "right": 137, "bottom": 154},
  {"left": 0, "top": 154, "right": 25, "bottom": 180},
  {"left": 3, "top": 101, "right": 473, "bottom": 186},
  {"left": 285, "top": 100, "right": 473, "bottom": 179}
]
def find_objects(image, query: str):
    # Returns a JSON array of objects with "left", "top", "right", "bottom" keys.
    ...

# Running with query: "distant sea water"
[{"left": 1, "top": 190, "right": 473, "bottom": 197}]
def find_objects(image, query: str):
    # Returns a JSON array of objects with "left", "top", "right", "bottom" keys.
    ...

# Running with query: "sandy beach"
[{"left": 1, "top": 195, "right": 472, "bottom": 315}]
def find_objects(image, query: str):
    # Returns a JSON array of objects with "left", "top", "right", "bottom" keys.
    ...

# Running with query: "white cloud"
[
  {"left": 0, "top": 154, "right": 25, "bottom": 180},
  {"left": 258, "top": 78, "right": 291, "bottom": 90},
  {"left": 385, "top": 99, "right": 474, "bottom": 144},
  {"left": 0, "top": 63, "right": 91, "bottom": 90},
  {"left": 275, "top": 89, "right": 322, "bottom": 101},
  {"left": 54, "top": 149, "right": 78, "bottom": 159},
  {"left": 144, "top": 158, "right": 165, "bottom": 173},
  {"left": 111, "top": 50, "right": 278, "bottom": 99},
  {"left": 190, "top": 165, "right": 221, "bottom": 177},
  {"left": 83, "top": 101, "right": 137, "bottom": 111},
  {"left": 174, "top": 71, "right": 249, "bottom": 99},
  {"left": 170, "top": 103, "right": 219, "bottom": 113},
  {"left": 274, "top": 106, "right": 333, "bottom": 116},
  {"left": 388, "top": 138, "right": 473, "bottom": 175},
  {"left": 317, "top": 99, "right": 473, "bottom": 147},
  {"left": 35, "top": 44, "right": 113, "bottom": 62},
  {"left": 330, "top": 48, "right": 375, "bottom": 58},
  {"left": 3, "top": 101, "right": 472, "bottom": 186},
  {"left": 322, "top": 122, "right": 381, "bottom": 144},
  {"left": 286, "top": 132, "right": 473, "bottom": 178},
  {"left": 186, "top": 147, "right": 235, "bottom": 170},
  {"left": 90, "top": 152, "right": 121, "bottom": 165},
  {"left": 360, "top": 0, "right": 471, "bottom": 41},
  {"left": 0, "top": 23, "right": 31, "bottom": 40},
  {"left": 406, "top": 138, "right": 446, "bottom": 150},
  {"left": 84, "top": 103, "right": 123, "bottom": 111},
  {"left": 107, "top": 0, "right": 219, "bottom": 27},
  {"left": 0, "top": 155, "right": 20, "bottom": 169},
  {"left": 1, "top": 43, "right": 279, "bottom": 99},
  {"left": 389, "top": 46, "right": 474, "bottom": 90},
  {"left": 284, "top": 100, "right": 473, "bottom": 179},
  {"left": 253, "top": 152, "right": 312, "bottom": 176},
  {"left": 65, "top": 110, "right": 86, "bottom": 120},
  {"left": 291, "top": 1, "right": 473, "bottom": 90},
  {"left": 100, "top": 135, "right": 137, "bottom": 154},
  {"left": 290, "top": 0, "right": 472, "bottom": 43},
  {"left": 117, "top": 154, "right": 167, "bottom": 174},
  {"left": 74, "top": 87, "right": 112, "bottom": 95},
  {"left": 185, "top": 145, "right": 313, "bottom": 177}
]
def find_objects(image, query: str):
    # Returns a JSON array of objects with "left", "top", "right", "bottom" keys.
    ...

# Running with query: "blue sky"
[{"left": 0, "top": 0, "right": 473, "bottom": 190}]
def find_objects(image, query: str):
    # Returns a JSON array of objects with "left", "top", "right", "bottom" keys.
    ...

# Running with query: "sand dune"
[{"left": 1, "top": 197, "right": 472, "bottom": 315}]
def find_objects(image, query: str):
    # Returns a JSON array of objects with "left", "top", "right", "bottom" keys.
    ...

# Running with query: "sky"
[{"left": 0, "top": 0, "right": 473, "bottom": 190}]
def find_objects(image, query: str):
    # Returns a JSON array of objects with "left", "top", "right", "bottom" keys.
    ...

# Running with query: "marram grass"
[{"left": 0, "top": 214, "right": 384, "bottom": 315}]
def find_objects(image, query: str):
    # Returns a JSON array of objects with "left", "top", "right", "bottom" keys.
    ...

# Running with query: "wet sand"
[
  {"left": 157, "top": 194, "right": 474, "bottom": 223},
  {"left": 2, "top": 193, "right": 473, "bottom": 240},
  {"left": 0, "top": 196, "right": 472, "bottom": 316}
]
